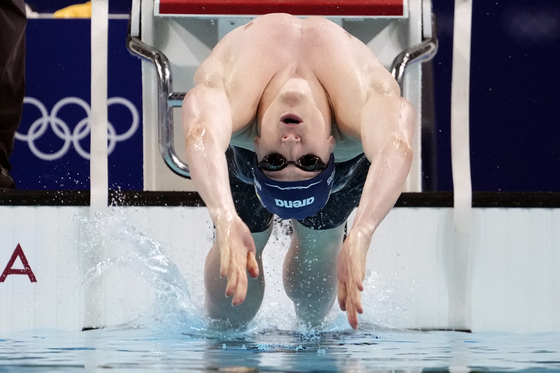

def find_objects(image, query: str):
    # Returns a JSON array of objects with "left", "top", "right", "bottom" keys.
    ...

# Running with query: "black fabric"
[
  {"left": 227, "top": 147, "right": 275, "bottom": 233},
  {"left": 228, "top": 146, "right": 370, "bottom": 232},
  {"left": 0, "top": 0, "right": 27, "bottom": 171}
]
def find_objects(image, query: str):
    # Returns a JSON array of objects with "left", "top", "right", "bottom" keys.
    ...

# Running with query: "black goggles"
[{"left": 257, "top": 154, "right": 328, "bottom": 172}]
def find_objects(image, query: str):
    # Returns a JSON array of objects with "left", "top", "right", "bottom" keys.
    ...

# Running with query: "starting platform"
[{"left": 127, "top": 0, "right": 437, "bottom": 191}]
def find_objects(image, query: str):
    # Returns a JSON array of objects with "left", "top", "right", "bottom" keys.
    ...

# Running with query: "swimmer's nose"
[{"left": 282, "top": 134, "right": 301, "bottom": 143}]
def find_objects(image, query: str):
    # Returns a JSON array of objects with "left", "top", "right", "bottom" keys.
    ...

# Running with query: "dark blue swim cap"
[{"left": 252, "top": 153, "right": 335, "bottom": 220}]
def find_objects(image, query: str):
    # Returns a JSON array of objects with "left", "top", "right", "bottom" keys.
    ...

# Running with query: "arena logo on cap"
[{"left": 275, "top": 197, "right": 315, "bottom": 208}]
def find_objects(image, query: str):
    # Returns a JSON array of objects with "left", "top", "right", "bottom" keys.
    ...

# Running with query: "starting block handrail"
[
  {"left": 391, "top": 13, "right": 438, "bottom": 93},
  {"left": 127, "top": 22, "right": 191, "bottom": 178},
  {"left": 127, "top": 0, "right": 438, "bottom": 180}
]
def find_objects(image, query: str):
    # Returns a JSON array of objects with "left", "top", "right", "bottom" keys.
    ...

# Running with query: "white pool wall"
[{"left": 1, "top": 205, "right": 558, "bottom": 334}]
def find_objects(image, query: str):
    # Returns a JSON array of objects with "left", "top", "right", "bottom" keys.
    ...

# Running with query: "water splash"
[
  {"left": 75, "top": 208, "right": 410, "bottom": 339},
  {"left": 76, "top": 207, "right": 203, "bottom": 332}
]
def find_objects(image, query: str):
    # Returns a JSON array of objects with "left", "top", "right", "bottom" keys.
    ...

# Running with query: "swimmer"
[{"left": 182, "top": 14, "right": 414, "bottom": 330}]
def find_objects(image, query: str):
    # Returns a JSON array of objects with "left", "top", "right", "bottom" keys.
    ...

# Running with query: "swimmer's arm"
[
  {"left": 355, "top": 95, "right": 414, "bottom": 239},
  {"left": 182, "top": 82, "right": 259, "bottom": 305},
  {"left": 182, "top": 82, "right": 235, "bottom": 222},
  {"left": 337, "top": 95, "right": 415, "bottom": 329}
]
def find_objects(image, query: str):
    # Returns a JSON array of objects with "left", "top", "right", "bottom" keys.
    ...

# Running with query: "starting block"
[{"left": 127, "top": 0, "right": 437, "bottom": 191}]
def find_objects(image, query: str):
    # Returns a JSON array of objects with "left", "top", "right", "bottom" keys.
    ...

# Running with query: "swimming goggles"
[{"left": 257, "top": 154, "right": 328, "bottom": 172}]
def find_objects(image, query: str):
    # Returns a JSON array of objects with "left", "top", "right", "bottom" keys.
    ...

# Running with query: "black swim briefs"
[{"left": 227, "top": 146, "right": 371, "bottom": 232}]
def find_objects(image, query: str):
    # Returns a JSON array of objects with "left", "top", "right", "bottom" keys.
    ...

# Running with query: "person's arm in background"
[
  {"left": 337, "top": 77, "right": 415, "bottom": 329},
  {"left": 0, "top": 0, "right": 27, "bottom": 189},
  {"left": 182, "top": 67, "right": 259, "bottom": 307}
]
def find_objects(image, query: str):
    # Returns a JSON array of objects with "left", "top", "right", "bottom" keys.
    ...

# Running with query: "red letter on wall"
[{"left": 0, "top": 244, "right": 37, "bottom": 282}]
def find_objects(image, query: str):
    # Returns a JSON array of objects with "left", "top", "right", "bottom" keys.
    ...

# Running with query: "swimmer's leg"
[
  {"left": 283, "top": 220, "right": 345, "bottom": 326},
  {"left": 204, "top": 225, "right": 272, "bottom": 329}
]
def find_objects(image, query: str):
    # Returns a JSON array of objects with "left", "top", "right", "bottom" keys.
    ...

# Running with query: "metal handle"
[
  {"left": 126, "top": 19, "right": 191, "bottom": 179},
  {"left": 391, "top": 13, "right": 439, "bottom": 94}
]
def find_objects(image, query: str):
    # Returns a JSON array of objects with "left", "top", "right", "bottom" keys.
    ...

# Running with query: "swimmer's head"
[
  {"left": 254, "top": 77, "right": 335, "bottom": 178},
  {"left": 252, "top": 76, "right": 336, "bottom": 219},
  {"left": 252, "top": 153, "right": 336, "bottom": 220}
]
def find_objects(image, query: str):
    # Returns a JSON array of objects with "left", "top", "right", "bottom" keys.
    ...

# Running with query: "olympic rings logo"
[{"left": 16, "top": 97, "right": 139, "bottom": 161}]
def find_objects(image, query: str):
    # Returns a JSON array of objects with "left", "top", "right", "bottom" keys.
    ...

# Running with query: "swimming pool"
[
  {"left": 2, "top": 326, "right": 560, "bottom": 372},
  {"left": 1, "top": 192, "right": 559, "bottom": 372}
]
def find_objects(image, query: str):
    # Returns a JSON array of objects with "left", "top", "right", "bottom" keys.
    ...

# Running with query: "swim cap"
[{"left": 252, "top": 153, "right": 335, "bottom": 220}]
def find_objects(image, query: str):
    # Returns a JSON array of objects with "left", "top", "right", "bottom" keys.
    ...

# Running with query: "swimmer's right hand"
[{"left": 215, "top": 212, "right": 258, "bottom": 306}]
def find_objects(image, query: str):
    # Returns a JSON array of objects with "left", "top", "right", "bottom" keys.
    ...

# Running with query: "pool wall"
[{"left": 1, "top": 192, "right": 558, "bottom": 334}]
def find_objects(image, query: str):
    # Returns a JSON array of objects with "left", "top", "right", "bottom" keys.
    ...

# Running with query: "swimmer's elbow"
[
  {"left": 184, "top": 123, "right": 230, "bottom": 158},
  {"left": 185, "top": 124, "right": 218, "bottom": 149},
  {"left": 391, "top": 135, "right": 413, "bottom": 164},
  {"left": 371, "top": 130, "right": 413, "bottom": 165},
  {"left": 388, "top": 110, "right": 414, "bottom": 160},
  {"left": 183, "top": 110, "right": 205, "bottom": 149},
  {"left": 182, "top": 85, "right": 232, "bottom": 154},
  {"left": 182, "top": 93, "right": 229, "bottom": 146},
  {"left": 185, "top": 126, "right": 207, "bottom": 145}
]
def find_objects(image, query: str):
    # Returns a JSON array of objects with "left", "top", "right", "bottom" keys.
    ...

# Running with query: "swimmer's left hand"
[{"left": 336, "top": 229, "right": 370, "bottom": 329}]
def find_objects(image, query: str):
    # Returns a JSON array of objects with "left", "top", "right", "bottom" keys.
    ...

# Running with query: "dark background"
[
  {"left": 16, "top": 0, "right": 560, "bottom": 192},
  {"left": 430, "top": 1, "right": 560, "bottom": 192}
]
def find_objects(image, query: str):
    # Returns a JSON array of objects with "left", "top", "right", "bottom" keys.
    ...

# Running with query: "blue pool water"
[
  {"left": 2, "top": 209, "right": 559, "bottom": 372},
  {"left": 2, "top": 327, "right": 560, "bottom": 372}
]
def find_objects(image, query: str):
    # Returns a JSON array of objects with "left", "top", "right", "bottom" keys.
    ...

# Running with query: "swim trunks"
[{"left": 227, "top": 146, "right": 371, "bottom": 232}]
